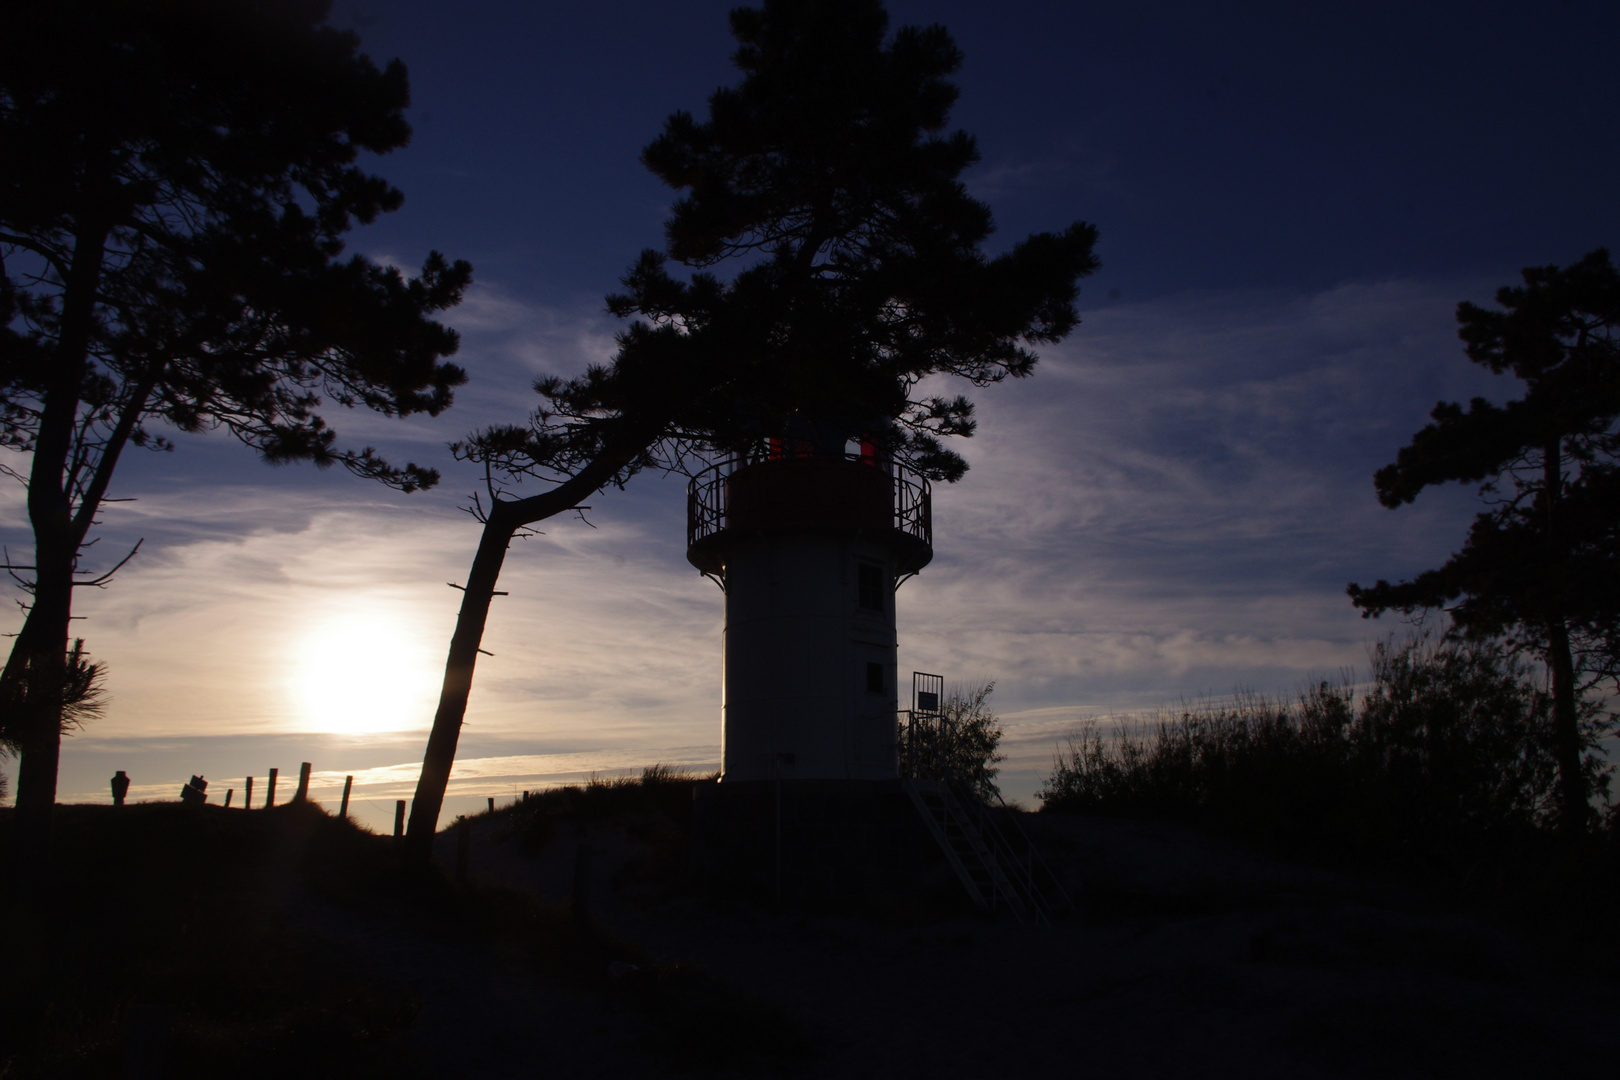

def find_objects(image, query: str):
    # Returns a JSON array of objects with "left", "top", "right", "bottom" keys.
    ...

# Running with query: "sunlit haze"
[{"left": 288, "top": 610, "right": 443, "bottom": 735}]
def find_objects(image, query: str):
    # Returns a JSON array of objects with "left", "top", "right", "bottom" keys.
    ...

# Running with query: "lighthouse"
[
  {"left": 686, "top": 432, "right": 932, "bottom": 783},
  {"left": 685, "top": 434, "right": 1069, "bottom": 920}
]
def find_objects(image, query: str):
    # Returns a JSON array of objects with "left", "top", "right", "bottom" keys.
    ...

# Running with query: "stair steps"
[
  {"left": 903, "top": 778, "right": 1075, "bottom": 923},
  {"left": 898, "top": 707, "right": 1078, "bottom": 924}
]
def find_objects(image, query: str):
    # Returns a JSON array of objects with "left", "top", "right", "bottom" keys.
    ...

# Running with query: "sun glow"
[{"left": 288, "top": 611, "right": 440, "bottom": 734}]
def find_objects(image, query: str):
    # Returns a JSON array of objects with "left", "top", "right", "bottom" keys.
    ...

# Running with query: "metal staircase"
[
  {"left": 903, "top": 778, "right": 1025, "bottom": 917},
  {"left": 898, "top": 674, "right": 1077, "bottom": 924}
]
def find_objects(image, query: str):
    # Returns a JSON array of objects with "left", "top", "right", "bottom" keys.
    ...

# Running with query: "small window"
[
  {"left": 857, "top": 562, "right": 886, "bottom": 611},
  {"left": 866, "top": 661, "right": 885, "bottom": 694}
]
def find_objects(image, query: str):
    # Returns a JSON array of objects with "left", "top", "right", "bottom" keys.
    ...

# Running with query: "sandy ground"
[{"left": 412, "top": 809, "right": 1620, "bottom": 1079}]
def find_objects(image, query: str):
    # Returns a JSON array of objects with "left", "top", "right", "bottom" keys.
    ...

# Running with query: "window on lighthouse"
[
  {"left": 866, "top": 661, "right": 886, "bottom": 694},
  {"left": 857, "top": 562, "right": 886, "bottom": 612}
]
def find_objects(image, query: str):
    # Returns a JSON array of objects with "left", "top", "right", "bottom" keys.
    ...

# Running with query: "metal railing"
[
  {"left": 686, "top": 446, "right": 931, "bottom": 550},
  {"left": 898, "top": 708, "right": 1077, "bottom": 924},
  {"left": 687, "top": 464, "right": 730, "bottom": 549},
  {"left": 898, "top": 708, "right": 977, "bottom": 788}
]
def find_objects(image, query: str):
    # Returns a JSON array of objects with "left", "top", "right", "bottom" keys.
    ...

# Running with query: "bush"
[
  {"left": 1038, "top": 637, "right": 1613, "bottom": 858},
  {"left": 937, "top": 681, "right": 1006, "bottom": 801},
  {"left": 900, "top": 680, "right": 1007, "bottom": 800}
]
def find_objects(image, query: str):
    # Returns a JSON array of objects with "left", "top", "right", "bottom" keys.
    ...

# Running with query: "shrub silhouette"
[
  {"left": 1039, "top": 637, "right": 1610, "bottom": 860},
  {"left": 935, "top": 681, "right": 1007, "bottom": 801}
]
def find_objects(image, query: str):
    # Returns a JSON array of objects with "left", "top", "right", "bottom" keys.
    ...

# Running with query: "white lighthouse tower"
[
  {"left": 686, "top": 434, "right": 932, "bottom": 783},
  {"left": 686, "top": 433, "right": 1071, "bottom": 921}
]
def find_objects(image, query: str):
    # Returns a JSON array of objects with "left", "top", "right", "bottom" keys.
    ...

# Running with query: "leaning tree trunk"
[
  {"left": 402, "top": 504, "right": 520, "bottom": 866},
  {"left": 403, "top": 456, "right": 629, "bottom": 867}
]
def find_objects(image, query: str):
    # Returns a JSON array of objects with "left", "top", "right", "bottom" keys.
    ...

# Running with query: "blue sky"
[{"left": 5, "top": 0, "right": 1618, "bottom": 830}]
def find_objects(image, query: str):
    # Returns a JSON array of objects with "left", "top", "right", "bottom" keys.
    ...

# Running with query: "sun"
[{"left": 288, "top": 611, "right": 440, "bottom": 734}]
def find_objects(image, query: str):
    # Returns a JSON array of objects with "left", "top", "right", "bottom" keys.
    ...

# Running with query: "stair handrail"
[
  {"left": 947, "top": 779, "right": 1076, "bottom": 924},
  {"left": 939, "top": 782, "right": 1027, "bottom": 918},
  {"left": 985, "top": 789, "right": 1077, "bottom": 916},
  {"left": 899, "top": 708, "right": 1075, "bottom": 922},
  {"left": 943, "top": 779, "right": 1050, "bottom": 923}
]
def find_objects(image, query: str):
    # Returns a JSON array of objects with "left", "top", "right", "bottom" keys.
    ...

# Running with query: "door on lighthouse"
[{"left": 850, "top": 640, "right": 895, "bottom": 777}]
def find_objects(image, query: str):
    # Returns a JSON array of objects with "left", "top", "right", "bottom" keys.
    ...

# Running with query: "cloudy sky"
[{"left": 6, "top": 0, "right": 1618, "bottom": 831}]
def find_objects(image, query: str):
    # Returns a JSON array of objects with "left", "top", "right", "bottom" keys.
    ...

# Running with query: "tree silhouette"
[
  {"left": 1, "top": 0, "right": 471, "bottom": 863},
  {"left": 1349, "top": 249, "right": 1620, "bottom": 830},
  {"left": 0, "top": 638, "right": 106, "bottom": 747},
  {"left": 403, "top": 0, "right": 1099, "bottom": 862},
  {"left": 936, "top": 681, "right": 1006, "bottom": 802}
]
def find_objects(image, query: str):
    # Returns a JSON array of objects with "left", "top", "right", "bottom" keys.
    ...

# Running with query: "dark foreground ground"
[{"left": 2, "top": 794, "right": 1616, "bottom": 1079}]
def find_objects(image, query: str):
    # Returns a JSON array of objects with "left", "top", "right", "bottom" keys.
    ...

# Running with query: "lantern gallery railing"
[{"left": 686, "top": 448, "right": 932, "bottom": 552}]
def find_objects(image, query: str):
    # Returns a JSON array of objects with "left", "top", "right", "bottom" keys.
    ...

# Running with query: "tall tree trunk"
[
  {"left": 402, "top": 454, "right": 631, "bottom": 868},
  {"left": 5, "top": 217, "right": 109, "bottom": 873},
  {"left": 8, "top": 552, "right": 74, "bottom": 874},
  {"left": 1540, "top": 436, "right": 1587, "bottom": 832},
  {"left": 1546, "top": 616, "right": 1587, "bottom": 832}
]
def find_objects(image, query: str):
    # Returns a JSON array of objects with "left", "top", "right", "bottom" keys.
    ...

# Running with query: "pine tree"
[
  {"left": 1, "top": 0, "right": 471, "bottom": 864},
  {"left": 402, "top": 0, "right": 1100, "bottom": 860},
  {"left": 1349, "top": 249, "right": 1620, "bottom": 830}
]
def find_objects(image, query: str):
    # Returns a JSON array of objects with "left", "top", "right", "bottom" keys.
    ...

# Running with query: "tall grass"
[
  {"left": 503, "top": 764, "right": 715, "bottom": 854},
  {"left": 1039, "top": 636, "right": 1614, "bottom": 860}
]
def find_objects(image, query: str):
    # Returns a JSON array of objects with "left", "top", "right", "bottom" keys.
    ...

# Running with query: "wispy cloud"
[
  {"left": 449, "top": 279, "right": 621, "bottom": 379},
  {"left": 898, "top": 277, "right": 1506, "bottom": 720},
  {"left": 9, "top": 276, "right": 1519, "bottom": 815},
  {"left": 967, "top": 138, "right": 1121, "bottom": 201}
]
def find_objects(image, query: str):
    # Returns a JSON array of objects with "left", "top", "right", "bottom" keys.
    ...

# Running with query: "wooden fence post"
[
  {"left": 294, "top": 762, "right": 312, "bottom": 803},
  {"left": 339, "top": 775, "right": 354, "bottom": 819},
  {"left": 393, "top": 800, "right": 406, "bottom": 841},
  {"left": 487, "top": 796, "right": 495, "bottom": 814},
  {"left": 224, "top": 789, "right": 233, "bottom": 808},
  {"left": 245, "top": 776, "right": 253, "bottom": 810},
  {"left": 266, "top": 768, "right": 278, "bottom": 808}
]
